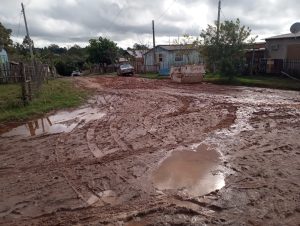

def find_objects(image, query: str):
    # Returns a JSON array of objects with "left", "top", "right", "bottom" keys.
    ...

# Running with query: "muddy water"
[
  {"left": 152, "top": 145, "right": 225, "bottom": 197},
  {"left": 1, "top": 107, "right": 105, "bottom": 137}
]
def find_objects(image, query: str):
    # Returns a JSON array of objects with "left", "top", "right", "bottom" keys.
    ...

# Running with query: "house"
[
  {"left": 264, "top": 32, "right": 300, "bottom": 75},
  {"left": 143, "top": 45, "right": 203, "bottom": 75},
  {"left": 265, "top": 33, "right": 300, "bottom": 59}
]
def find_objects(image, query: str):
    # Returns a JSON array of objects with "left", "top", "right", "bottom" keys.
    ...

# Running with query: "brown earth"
[{"left": 0, "top": 75, "right": 299, "bottom": 226}]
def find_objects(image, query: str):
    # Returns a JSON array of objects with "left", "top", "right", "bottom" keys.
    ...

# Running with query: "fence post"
[
  {"left": 27, "top": 79, "right": 32, "bottom": 101},
  {"left": 20, "top": 62, "right": 28, "bottom": 105}
]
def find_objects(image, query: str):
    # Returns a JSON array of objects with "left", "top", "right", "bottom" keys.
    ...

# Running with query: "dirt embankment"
[{"left": 0, "top": 76, "right": 299, "bottom": 225}]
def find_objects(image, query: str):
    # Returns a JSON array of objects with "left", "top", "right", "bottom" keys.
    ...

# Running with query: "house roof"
[
  {"left": 265, "top": 32, "right": 300, "bottom": 40},
  {"left": 127, "top": 50, "right": 147, "bottom": 58},
  {"left": 158, "top": 44, "right": 197, "bottom": 51},
  {"left": 144, "top": 44, "right": 198, "bottom": 55}
]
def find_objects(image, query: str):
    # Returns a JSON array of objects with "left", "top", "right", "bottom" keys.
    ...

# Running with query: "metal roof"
[
  {"left": 127, "top": 50, "right": 147, "bottom": 58},
  {"left": 158, "top": 44, "right": 197, "bottom": 51},
  {"left": 143, "top": 44, "right": 198, "bottom": 55},
  {"left": 265, "top": 32, "right": 300, "bottom": 40}
]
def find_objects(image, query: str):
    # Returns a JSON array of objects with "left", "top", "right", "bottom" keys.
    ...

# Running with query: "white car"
[
  {"left": 117, "top": 63, "right": 134, "bottom": 76},
  {"left": 71, "top": 70, "right": 81, "bottom": 76}
]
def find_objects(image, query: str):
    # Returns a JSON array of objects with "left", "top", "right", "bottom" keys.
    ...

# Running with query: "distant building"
[
  {"left": 265, "top": 33, "right": 300, "bottom": 59},
  {"left": 245, "top": 42, "right": 266, "bottom": 74},
  {"left": 126, "top": 49, "right": 147, "bottom": 72},
  {"left": 143, "top": 45, "right": 203, "bottom": 75}
]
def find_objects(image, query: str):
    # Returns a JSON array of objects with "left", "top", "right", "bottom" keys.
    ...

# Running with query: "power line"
[
  {"left": 111, "top": 7, "right": 123, "bottom": 25},
  {"left": 102, "top": 6, "right": 124, "bottom": 38},
  {"left": 16, "top": 11, "right": 22, "bottom": 38},
  {"left": 221, "top": 9, "right": 228, "bottom": 21},
  {"left": 156, "top": 0, "right": 177, "bottom": 25}
]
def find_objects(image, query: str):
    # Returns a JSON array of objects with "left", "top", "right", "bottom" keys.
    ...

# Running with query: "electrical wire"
[
  {"left": 102, "top": 6, "right": 124, "bottom": 39},
  {"left": 16, "top": 11, "right": 22, "bottom": 38},
  {"left": 156, "top": 0, "right": 177, "bottom": 25}
]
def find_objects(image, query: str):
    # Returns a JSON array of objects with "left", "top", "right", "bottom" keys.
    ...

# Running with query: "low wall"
[{"left": 170, "top": 65, "right": 205, "bottom": 83}]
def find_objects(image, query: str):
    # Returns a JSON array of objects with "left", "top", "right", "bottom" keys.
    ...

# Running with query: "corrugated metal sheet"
[{"left": 266, "top": 32, "right": 300, "bottom": 40}]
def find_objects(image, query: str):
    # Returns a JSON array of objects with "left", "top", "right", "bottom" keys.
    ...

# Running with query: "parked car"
[
  {"left": 71, "top": 70, "right": 81, "bottom": 76},
  {"left": 117, "top": 63, "right": 134, "bottom": 76}
]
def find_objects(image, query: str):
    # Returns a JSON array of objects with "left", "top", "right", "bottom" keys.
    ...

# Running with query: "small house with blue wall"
[
  {"left": 0, "top": 46, "right": 10, "bottom": 80},
  {"left": 143, "top": 44, "right": 203, "bottom": 75}
]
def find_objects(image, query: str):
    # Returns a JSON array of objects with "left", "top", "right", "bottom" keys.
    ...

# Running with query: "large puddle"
[
  {"left": 1, "top": 107, "right": 105, "bottom": 137},
  {"left": 152, "top": 144, "right": 225, "bottom": 197}
]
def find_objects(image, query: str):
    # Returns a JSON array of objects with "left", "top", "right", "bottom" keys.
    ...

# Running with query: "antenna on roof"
[{"left": 290, "top": 22, "right": 300, "bottom": 34}]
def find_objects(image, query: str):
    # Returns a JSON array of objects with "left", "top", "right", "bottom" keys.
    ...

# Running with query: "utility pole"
[
  {"left": 21, "top": 2, "right": 36, "bottom": 86},
  {"left": 21, "top": 3, "right": 34, "bottom": 61},
  {"left": 152, "top": 20, "right": 156, "bottom": 65},
  {"left": 214, "top": 0, "right": 221, "bottom": 73},
  {"left": 216, "top": 0, "right": 221, "bottom": 43}
]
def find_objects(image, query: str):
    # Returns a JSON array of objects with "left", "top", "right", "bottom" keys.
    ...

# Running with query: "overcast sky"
[{"left": 1, "top": 0, "right": 299, "bottom": 49}]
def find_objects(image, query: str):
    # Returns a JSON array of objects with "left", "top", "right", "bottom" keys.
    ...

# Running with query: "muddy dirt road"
[{"left": 1, "top": 76, "right": 300, "bottom": 225}]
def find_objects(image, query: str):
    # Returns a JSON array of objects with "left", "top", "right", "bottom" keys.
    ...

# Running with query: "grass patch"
[
  {"left": 204, "top": 74, "right": 300, "bottom": 91},
  {"left": 138, "top": 73, "right": 169, "bottom": 80},
  {"left": 0, "top": 78, "right": 89, "bottom": 122}
]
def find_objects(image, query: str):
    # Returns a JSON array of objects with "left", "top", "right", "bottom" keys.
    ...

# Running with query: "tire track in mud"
[
  {"left": 0, "top": 88, "right": 239, "bottom": 225},
  {"left": 2, "top": 77, "right": 300, "bottom": 225}
]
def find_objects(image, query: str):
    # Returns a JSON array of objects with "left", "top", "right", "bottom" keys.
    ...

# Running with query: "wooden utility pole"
[
  {"left": 152, "top": 20, "right": 156, "bottom": 65},
  {"left": 21, "top": 3, "right": 34, "bottom": 60},
  {"left": 21, "top": 2, "right": 36, "bottom": 84},
  {"left": 216, "top": 0, "right": 221, "bottom": 43},
  {"left": 213, "top": 0, "right": 221, "bottom": 73}
]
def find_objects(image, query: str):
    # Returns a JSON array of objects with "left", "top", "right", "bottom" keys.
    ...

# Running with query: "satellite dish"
[{"left": 290, "top": 22, "right": 300, "bottom": 34}]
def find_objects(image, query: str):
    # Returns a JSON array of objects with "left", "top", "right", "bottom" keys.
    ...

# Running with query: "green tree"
[
  {"left": 132, "top": 43, "right": 149, "bottom": 50},
  {"left": 87, "top": 37, "right": 118, "bottom": 65},
  {"left": 200, "top": 18, "right": 254, "bottom": 77},
  {"left": 0, "top": 22, "right": 13, "bottom": 52},
  {"left": 48, "top": 44, "right": 67, "bottom": 55},
  {"left": 173, "top": 34, "right": 201, "bottom": 64}
]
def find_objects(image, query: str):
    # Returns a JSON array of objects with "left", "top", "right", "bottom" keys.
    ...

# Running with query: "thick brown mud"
[{"left": 0, "top": 76, "right": 299, "bottom": 226}]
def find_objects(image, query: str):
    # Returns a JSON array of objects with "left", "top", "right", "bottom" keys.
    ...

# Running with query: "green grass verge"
[
  {"left": 204, "top": 74, "right": 300, "bottom": 91},
  {"left": 138, "top": 73, "right": 169, "bottom": 80},
  {"left": 0, "top": 78, "right": 89, "bottom": 122}
]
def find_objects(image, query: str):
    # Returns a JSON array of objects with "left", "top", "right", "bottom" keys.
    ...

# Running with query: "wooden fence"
[{"left": 0, "top": 61, "right": 56, "bottom": 105}]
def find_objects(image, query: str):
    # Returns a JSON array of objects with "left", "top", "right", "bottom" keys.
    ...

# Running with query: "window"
[
  {"left": 159, "top": 53, "right": 163, "bottom": 62},
  {"left": 175, "top": 53, "right": 183, "bottom": 61},
  {"left": 271, "top": 44, "right": 280, "bottom": 51}
]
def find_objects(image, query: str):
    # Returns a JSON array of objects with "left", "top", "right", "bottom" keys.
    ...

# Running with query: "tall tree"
[
  {"left": 87, "top": 37, "right": 118, "bottom": 65},
  {"left": 200, "top": 18, "right": 254, "bottom": 77},
  {"left": 132, "top": 43, "right": 149, "bottom": 50},
  {"left": 0, "top": 22, "right": 13, "bottom": 52},
  {"left": 48, "top": 44, "right": 67, "bottom": 55}
]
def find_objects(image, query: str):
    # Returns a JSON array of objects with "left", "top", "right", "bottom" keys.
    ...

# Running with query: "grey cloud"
[{"left": 0, "top": 0, "right": 298, "bottom": 48}]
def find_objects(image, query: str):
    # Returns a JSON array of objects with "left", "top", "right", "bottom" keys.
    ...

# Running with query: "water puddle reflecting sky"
[
  {"left": 152, "top": 144, "right": 225, "bottom": 197},
  {"left": 1, "top": 107, "right": 105, "bottom": 137}
]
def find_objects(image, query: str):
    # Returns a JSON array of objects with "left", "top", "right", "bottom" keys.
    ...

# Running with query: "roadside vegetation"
[
  {"left": 138, "top": 73, "right": 168, "bottom": 80},
  {"left": 204, "top": 74, "right": 300, "bottom": 91},
  {"left": 0, "top": 79, "right": 89, "bottom": 122},
  {"left": 137, "top": 72, "right": 300, "bottom": 91}
]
